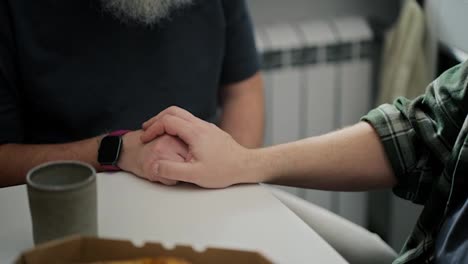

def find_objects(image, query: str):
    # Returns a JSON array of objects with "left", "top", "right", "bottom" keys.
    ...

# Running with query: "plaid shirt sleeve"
[{"left": 362, "top": 60, "right": 468, "bottom": 204}]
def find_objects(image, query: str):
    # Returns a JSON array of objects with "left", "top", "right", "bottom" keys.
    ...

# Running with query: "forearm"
[
  {"left": 251, "top": 122, "right": 397, "bottom": 191},
  {"left": 219, "top": 101, "right": 264, "bottom": 148},
  {"left": 0, "top": 136, "right": 103, "bottom": 187},
  {"left": 219, "top": 72, "right": 264, "bottom": 148}
]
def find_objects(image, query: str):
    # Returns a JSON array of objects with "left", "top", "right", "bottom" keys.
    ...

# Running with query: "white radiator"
[{"left": 255, "top": 17, "right": 374, "bottom": 227}]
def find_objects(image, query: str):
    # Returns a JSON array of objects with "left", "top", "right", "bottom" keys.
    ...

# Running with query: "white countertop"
[{"left": 0, "top": 172, "right": 347, "bottom": 263}]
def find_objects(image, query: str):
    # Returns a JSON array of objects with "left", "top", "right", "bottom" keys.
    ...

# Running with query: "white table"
[{"left": 0, "top": 172, "right": 347, "bottom": 263}]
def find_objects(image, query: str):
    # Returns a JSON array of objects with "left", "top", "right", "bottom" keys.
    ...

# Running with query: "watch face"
[{"left": 98, "top": 136, "right": 122, "bottom": 165}]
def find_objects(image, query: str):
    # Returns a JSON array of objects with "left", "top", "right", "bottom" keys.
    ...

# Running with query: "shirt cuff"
[{"left": 361, "top": 102, "right": 419, "bottom": 201}]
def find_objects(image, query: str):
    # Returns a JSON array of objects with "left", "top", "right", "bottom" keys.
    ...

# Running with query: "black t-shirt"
[{"left": 0, "top": 0, "right": 259, "bottom": 144}]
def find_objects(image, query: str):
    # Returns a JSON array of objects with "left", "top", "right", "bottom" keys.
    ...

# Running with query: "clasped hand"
[
  {"left": 118, "top": 106, "right": 256, "bottom": 188},
  {"left": 117, "top": 130, "right": 189, "bottom": 185},
  {"left": 139, "top": 106, "right": 258, "bottom": 188}
]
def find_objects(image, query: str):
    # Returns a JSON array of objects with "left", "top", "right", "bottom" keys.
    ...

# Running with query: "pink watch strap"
[
  {"left": 101, "top": 130, "right": 131, "bottom": 171},
  {"left": 109, "top": 129, "right": 131, "bottom": 137},
  {"left": 101, "top": 164, "right": 121, "bottom": 171}
]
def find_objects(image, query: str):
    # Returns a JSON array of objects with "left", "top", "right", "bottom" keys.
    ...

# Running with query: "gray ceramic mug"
[{"left": 26, "top": 161, "right": 98, "bottom": 244}]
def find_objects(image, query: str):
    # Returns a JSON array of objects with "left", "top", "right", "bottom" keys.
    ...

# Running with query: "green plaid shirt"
[{"left": 362, "top": 60, "right": 468, "bottom": 264}]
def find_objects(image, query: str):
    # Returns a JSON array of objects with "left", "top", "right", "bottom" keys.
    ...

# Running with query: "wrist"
[
  {"left": 97, "top": 130, "right": 131, "bottom": 171},
  {"left": 117, "top": 130, "right": 142, "bottom": 173},
  {"left": 241, "top": 148, "right": 274, "bottom": 184}
]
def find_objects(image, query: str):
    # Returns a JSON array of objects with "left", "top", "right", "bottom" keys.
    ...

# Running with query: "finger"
[
  {"left": 147, "top": 163, "right": 178, "bottom": 185},
  {"left": 156, "top": 160, "right": 198, "bottom": 184},
  {"left": 142, "top": 106, "right": 197, "bottom": 130},
  {"left": 141, "top": 113, "right": 195, "bottom": 144},
  {"left": 156, "top": 177, "right": 178, "bottom": 186},
  {"left": 141, "top": 115, "right": 199, "bottom": 145},
  {"left": 152, "top": 152, "right": 185, "bottom": 186},
  {"left": 140, "top": 120, "right": 166, "bottom": 143}
]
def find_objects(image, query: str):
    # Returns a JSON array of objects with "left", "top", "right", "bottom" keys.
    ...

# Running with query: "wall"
[{"left": 428, "top": 0, "right": 468, "bottom": 54}]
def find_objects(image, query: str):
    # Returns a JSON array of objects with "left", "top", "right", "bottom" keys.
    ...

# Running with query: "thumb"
[{"left": 156, "top": 160, "right": 197, "bottom": 184}]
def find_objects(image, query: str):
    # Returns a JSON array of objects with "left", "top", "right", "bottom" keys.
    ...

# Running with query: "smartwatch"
[{"left": 98, "top": 130, "right": 130, "bottom": 171}]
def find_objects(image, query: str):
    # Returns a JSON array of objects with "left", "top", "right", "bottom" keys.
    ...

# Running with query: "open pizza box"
[{"left": 15, "top": 236, "right": 273, "bottom": 264}]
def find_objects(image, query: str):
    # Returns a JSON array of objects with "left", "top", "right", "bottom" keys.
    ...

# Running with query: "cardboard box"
[{"left": 15, "top": 236, "right": 273, "bottom": 264}]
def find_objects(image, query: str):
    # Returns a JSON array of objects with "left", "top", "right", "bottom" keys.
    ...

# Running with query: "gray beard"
[{"left": 101, "top": 0, "right": 193, "bottom": 26}]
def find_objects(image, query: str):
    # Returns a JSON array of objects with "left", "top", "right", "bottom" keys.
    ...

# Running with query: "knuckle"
[
  {"left": 151, "top": 139, "right": 163, "bottom": 149},
  {"left": 168, "top": 106, "right": 180, "bottom": 114},
  {"left": 162, "top": 115, "right": 172, "bottom": 123},
  {"left": 151, "top": 146, "right": 165, "bottom": 157},
  {"left": 208, "top": 123, "right": 217, "bottom": 129}
]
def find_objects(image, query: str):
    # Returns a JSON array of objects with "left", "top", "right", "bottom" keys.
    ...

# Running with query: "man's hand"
[
  {"left": 118, "top": 130, "right": 189, "bottom": 185},
  {"left": 140, "top": 106, "right": 258, "bottom": 188}
]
